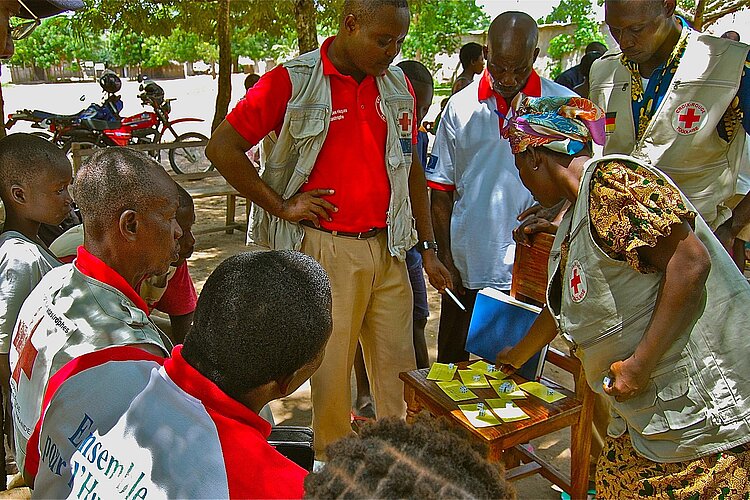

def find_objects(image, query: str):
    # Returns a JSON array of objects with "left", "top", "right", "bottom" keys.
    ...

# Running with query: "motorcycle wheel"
[
  {"left": 30, "top": 131, "right": 52, "bottom": 141},
  {"left": 168, "top": 132, "right": 212, "bottom": 174}
]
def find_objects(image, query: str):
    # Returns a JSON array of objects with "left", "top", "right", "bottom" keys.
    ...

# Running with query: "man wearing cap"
[
  {"left": 590, "top": 0, "right": 750, "bottom": 247},
  {"left": 427, "top": 12, "right": 575, "bottom": 363}
]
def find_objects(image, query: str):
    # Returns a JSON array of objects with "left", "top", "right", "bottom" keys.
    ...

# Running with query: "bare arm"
[
  {"left": 604, "top": 220, "right": 711, "bottom": 401},
  {"left": 496, "top": 306, "right": 558, "bottom": 373},
  {"left": 513, "top": 200, "right": 569, "bottom": 247},
  {"left": 409, "top": 154, "right": 452, "bottom": 292},
  {"left": 716, "top": 191, "right": 750, "bottom": 252},
  {"left": 168, "top": 312, "right": 194, "bottom": 345},
  {"left": 430, "top": 188, "right": 463, "bottom": 294},
  {"left": 206, "top": 121, "right": 336, "bottom": 226}
]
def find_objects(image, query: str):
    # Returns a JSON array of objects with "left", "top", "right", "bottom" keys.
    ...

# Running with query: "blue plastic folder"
[{"left": 465, "top": 288, "right": 547, "bottom": 381}]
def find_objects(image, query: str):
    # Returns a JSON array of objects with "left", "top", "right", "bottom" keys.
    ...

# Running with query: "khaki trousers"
[{"left": 301, "top": 227, "right": 416, "bottom": 457}]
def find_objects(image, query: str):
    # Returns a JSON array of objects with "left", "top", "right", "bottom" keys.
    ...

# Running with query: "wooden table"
[{"left": 400, "top": 361, "right": 591, "bottom": 499}]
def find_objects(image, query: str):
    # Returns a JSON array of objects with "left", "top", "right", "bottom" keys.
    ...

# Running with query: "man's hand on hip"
[{"left": 280, "top": 189, "right": 337, "bottom": 226}]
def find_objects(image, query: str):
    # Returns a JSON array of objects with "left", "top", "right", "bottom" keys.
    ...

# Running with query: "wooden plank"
[
  {"left": 171, "top": 171, "right": 223, "bottom": 181},
  {"left": 513, "top": 444, "right": 572, "bottom": 493},
  {"left": 505, "top": 461, "right": 542, "bottom": 482},
  {"left": 71, "top": 139, "right": 208, "bottom": 158},
  {"left": 183, "top": 184, "right": 240, "bottom": 199}
]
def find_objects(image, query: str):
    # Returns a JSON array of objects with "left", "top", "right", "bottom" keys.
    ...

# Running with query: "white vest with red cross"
[
  {"left": 250, "top": 48, "right": 417, "bottom": 261},
  {"left": 547, "top": 154, "right": 750, "bottom": 462},
  {"left": 589, "top": 30, "right": 750, "bottom": 228},
  {"left": 9, "top": 264, "right": 169, "bottom": 476}
]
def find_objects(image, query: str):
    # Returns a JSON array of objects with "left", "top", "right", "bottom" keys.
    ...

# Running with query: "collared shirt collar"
[
  {"left": 163, "top": 345, "right": 272, "bottom": 437},
  {"left": 74, "top": 245, "right": 150, "bottom": 314},
  {"left": 478, "top": 67, "right": 542, "bottom": 115}
]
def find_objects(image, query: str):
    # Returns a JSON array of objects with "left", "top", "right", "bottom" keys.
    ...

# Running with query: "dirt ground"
[{"left": 186, "top": 194, "right": 577, "bottom": 500}]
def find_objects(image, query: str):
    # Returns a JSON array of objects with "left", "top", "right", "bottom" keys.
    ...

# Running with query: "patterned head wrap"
[{"left": 502, "top": 95, "right": 606, "bottom": 155}]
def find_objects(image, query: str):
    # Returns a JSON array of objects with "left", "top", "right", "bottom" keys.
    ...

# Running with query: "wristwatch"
[{"left": 417, "top": 240, "right": 438, "bottom": 253}]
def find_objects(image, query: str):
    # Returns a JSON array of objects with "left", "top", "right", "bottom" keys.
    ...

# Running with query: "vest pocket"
[
  {"left": 288, "top": 107, "right": 327, "bottom": 139},
  {"left": 619, "top": 366, "right": 706, "bottom": 436},
  {"left": 389, "top": 197, "right": 416, "bottom": 253}
]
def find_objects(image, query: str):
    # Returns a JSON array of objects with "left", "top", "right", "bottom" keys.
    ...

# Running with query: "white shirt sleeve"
[
  {"left": 426, "top": 102, "right": 458, "bottom": 188},
  {"left": 0, "top": 250, "right": 45, "bottom": 354}
]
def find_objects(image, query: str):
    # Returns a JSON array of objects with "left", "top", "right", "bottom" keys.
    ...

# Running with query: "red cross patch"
[
  {"left": 672, "top": 101, "right": 707, "bottom": 135},
  {"left": 11, "top": 316, "right": 42, "bottom": 384},
  {"left": 398, "top": 112, "right": 411, "bottom": 133},
  {"left": 569, "top": 260, "right": 587, "bottom": 303}
]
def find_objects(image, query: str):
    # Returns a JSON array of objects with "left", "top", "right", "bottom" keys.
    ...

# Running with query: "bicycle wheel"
[{"left": 168, "top": 132, "right": 212, "bottom": 174}]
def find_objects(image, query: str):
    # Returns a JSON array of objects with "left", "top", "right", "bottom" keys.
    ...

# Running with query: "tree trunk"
[
  {"left": 692, "top": 0, "right": 707, "bottom": 31},
  {"left": 211, "top": 0, "right": 232, "bottom": 132},
  {"left": 294, "top": 0, "right": 318, "bottom": 55},
  {"left": 0, "top": 85, "right": 7, "bottom": 140}
]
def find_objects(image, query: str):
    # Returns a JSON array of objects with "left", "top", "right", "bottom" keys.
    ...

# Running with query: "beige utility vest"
[
  {"left": 589, "top": 31, "right": 750, "bottom": 228},
  {"left": 547, "top": 155, "right": 750, "bottom": 462},
  {"left": 9, "top": 264, "right": 169, "bottom": 474},
  {"left": 251, "top": 49, "right": 418, "bottom": 260}
]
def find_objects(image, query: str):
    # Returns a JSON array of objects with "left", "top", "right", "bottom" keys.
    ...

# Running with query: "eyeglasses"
[{"left": 10, "top": 0, "right": 41, "bottom": 41}]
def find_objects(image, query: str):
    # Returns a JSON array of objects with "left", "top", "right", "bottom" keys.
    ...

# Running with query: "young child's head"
[
  {"left": 459, "top": 42, "right": 484, "bottom": 75},
  {"left": 0, "top": 133, "right": 72, "bottom": 227},
  {"left": 244, "top": 73, "right": 261, "bottom": 91},
  {"left": 182, "top": 250, "right": 332, "bottom": 404},
  {"left": 304, "top": 416, "right": 515, "bottom": 499},
  {"left": 175, "top": 183, "right": 195, "bottom": 265},
  {"left": 397, "top": 60, "right": 434, "bottom": 124}
]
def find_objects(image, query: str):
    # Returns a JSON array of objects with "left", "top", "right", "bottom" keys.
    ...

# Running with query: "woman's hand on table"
[
  {"left": 603, "top": 357, "right": 651, "bottom": 402},
  {"left": 496, "top": 347, "right": 521, "bottom": 376}
]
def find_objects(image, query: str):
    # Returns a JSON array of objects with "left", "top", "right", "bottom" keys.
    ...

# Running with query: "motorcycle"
[
  {"left": 92, "top": 77, "right": 212, "bottom": 174},
  {"left": 6, "top": 75, "right": 211, "bottom": 174},
  {"left": 6, "top": 92, "right": 123, "bottom": 145}
]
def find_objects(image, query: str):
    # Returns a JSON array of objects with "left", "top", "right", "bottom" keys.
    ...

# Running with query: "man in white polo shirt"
[{"left": 427, "top": 11, "right": 575, "bottom": 362}]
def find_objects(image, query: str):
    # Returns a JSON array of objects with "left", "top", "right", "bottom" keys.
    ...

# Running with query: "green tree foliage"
[
  {"left": 676, "top": 0, "right": 750, "bottom": 30},
  {"left": 540, "top": 0, "right": 606, "bottom": 79},
  {"left": 10, "top": 16, "right": 103, "bottom": 70},
  {"left": 402, "top": 0, "right": 489, "bottom": 71},
  {"left": 542, "top": 0, "right": 750, "bottom": 78}
]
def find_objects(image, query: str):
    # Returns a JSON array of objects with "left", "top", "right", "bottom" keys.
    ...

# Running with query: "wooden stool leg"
[
  {"left": 403, "top": 384, "right": 421, "bottom": 424},
  {"left": 570, "top": 374, "right": 595, "bottom": 499},
  {"left": 226, "top": 194, "right": 236, "bottom": 234}
]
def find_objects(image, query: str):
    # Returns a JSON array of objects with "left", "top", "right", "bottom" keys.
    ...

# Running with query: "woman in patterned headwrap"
[{"left": 497, "top": 96, "right": 750, "bottom": 498}]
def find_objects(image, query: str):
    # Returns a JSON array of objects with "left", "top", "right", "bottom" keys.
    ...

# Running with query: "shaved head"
[
  {"left": 341, "top": 0, "right": 408, "bottom": 25},
  {"left": 73, "top": 148, "right": 178, "bottom": 239},
  {"left": 488, "top": 11, "right": 538, "bottom": 55},
  {"left": 0, "top": 133, "right": 69, "bottom": 193},
  {"left": 485, "top": 11, "right": 539, "bottom": 101}
]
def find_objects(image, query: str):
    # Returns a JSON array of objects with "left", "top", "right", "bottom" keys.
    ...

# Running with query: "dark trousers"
[{"left": 436, "top": 288, "right": 479, "bottom": 363}]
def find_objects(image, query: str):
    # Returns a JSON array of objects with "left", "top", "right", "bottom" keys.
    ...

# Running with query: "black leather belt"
[{"left": 300, "top": 220, "right": 383, "bottom": 239}]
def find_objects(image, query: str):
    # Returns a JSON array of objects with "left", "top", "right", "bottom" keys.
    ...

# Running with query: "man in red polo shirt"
[
  {"left": 9, "top": 148, "right": 179, "bottom": 480},
  {"left": 207, "top": 0, "right": 450, "bottom": 457}
]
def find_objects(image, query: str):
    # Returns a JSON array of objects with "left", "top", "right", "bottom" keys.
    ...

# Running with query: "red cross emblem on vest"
[
  {"left": 11, "top": 316, "right": 42, "bottom": 384},
  {"left": 399, "top": 112, "right": 410, "bottom": 132},
  {"left": 673, "top": 101, "right": 707, "bottom": 135},
  {"left": 569, "top": 260, "right": 587, "bottom": 303}
]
